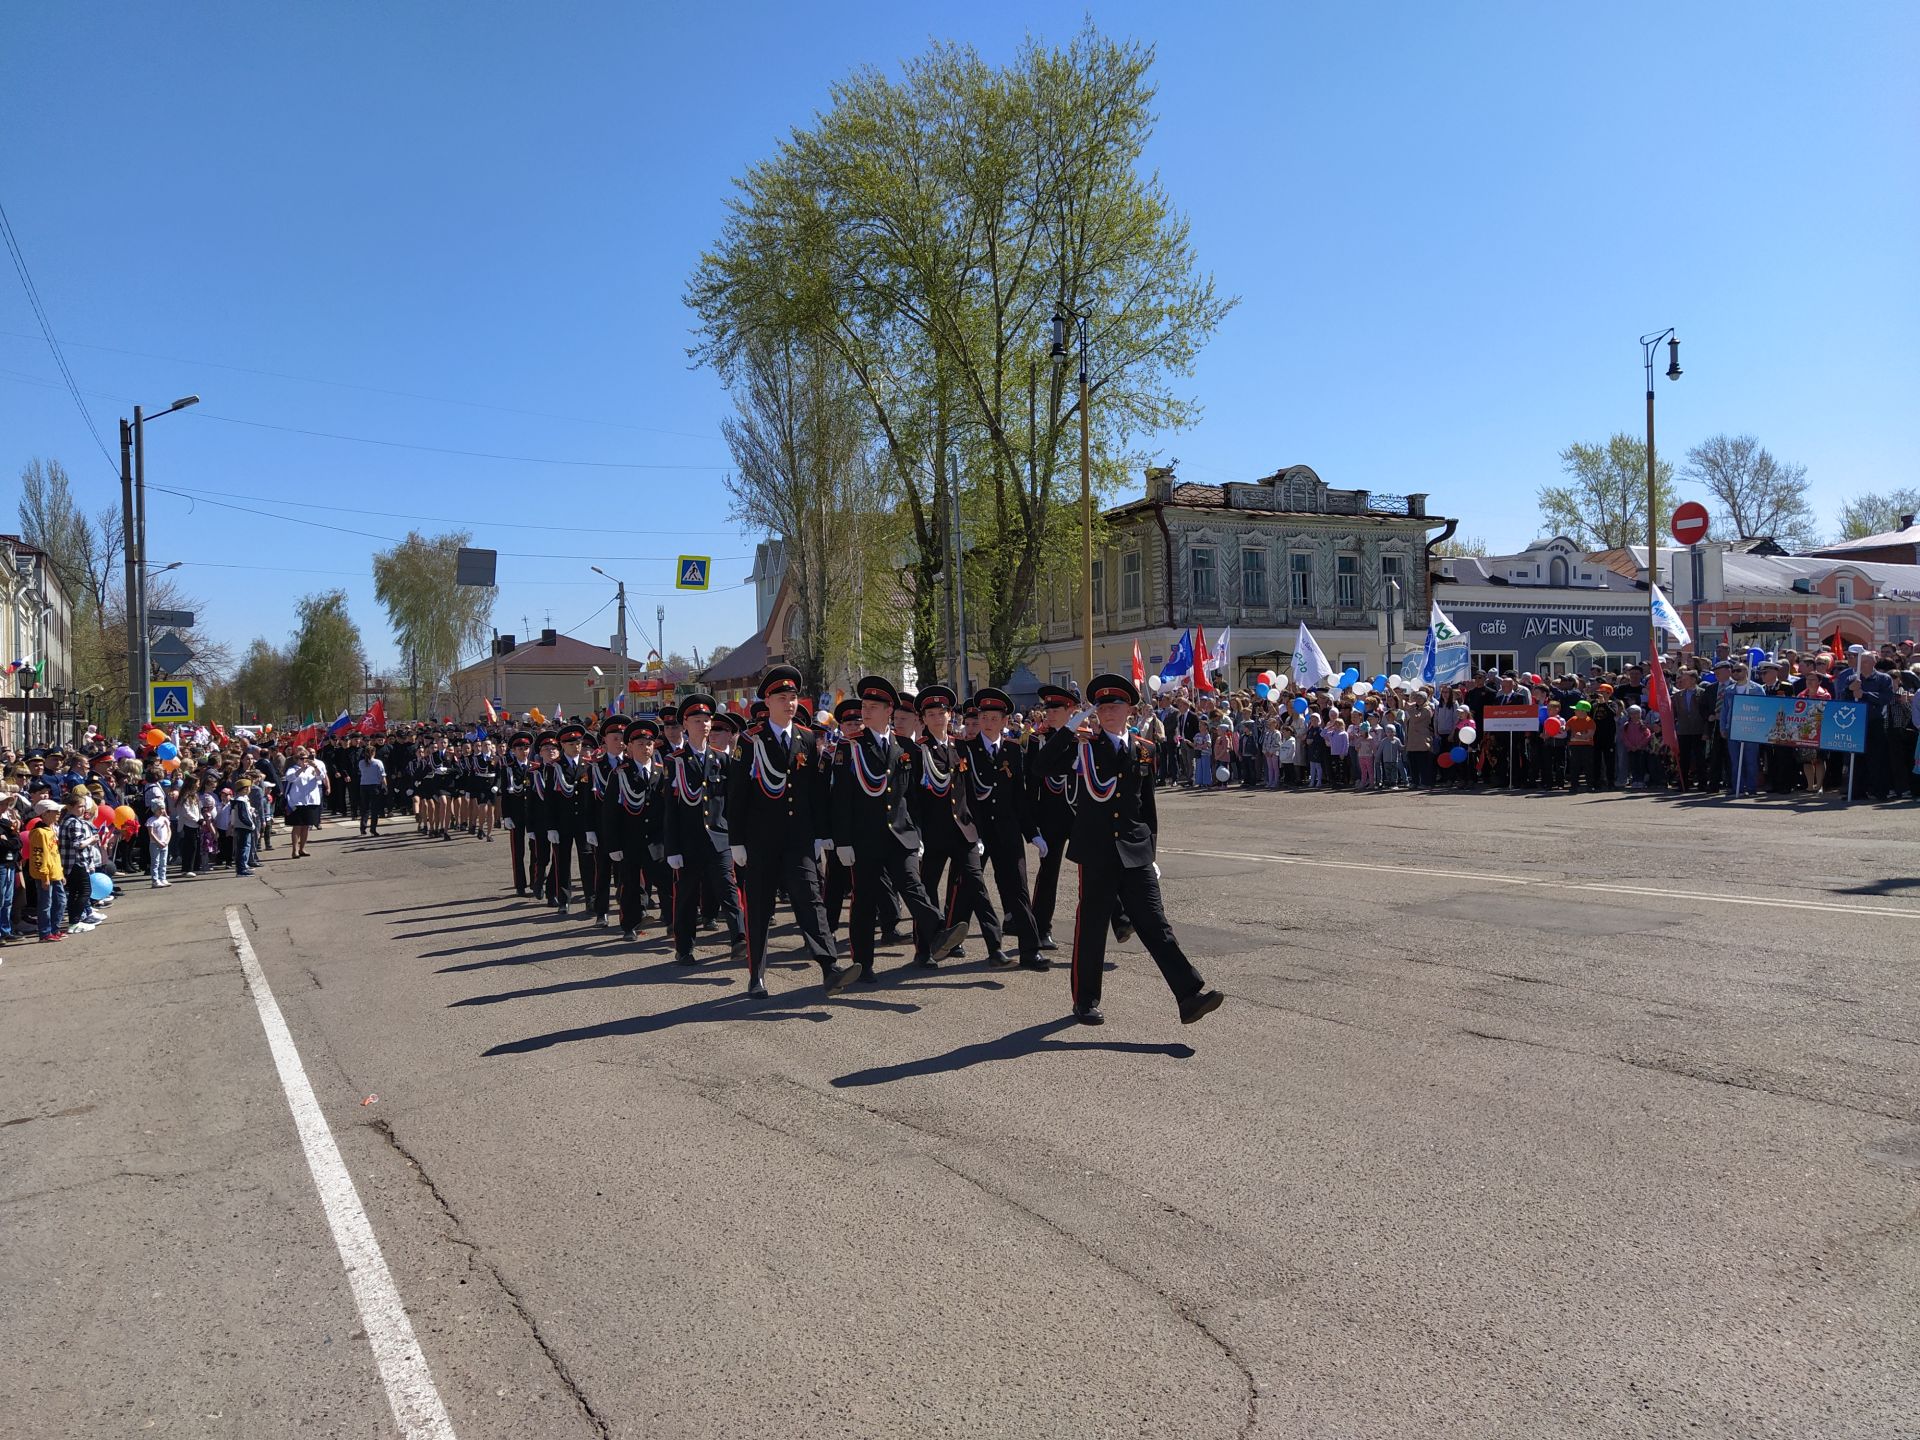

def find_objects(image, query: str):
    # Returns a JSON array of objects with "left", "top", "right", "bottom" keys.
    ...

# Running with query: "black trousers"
[
  {"left": 1069, "top": 860, "right": 1204, "bottom": 1014},
  {"left": 981, "top": 833, "right": 1042, "bottom": 961},
  {"left": 741, "top": 843, "right": 835, "bottom": 983},
  {"left": 589, "top": 839, "right": 614, "bottom": 918},
  {"left": 613, "top": 847, "right": 650, "bottom": 931},
  {"left": 848, "top": 840, "right": 944, "bottom": 972},
  {"left": 507, "top": 819, "right": 529, "bottom": 891},
  {"left": 1031, "top": 823, "right": 1070, "bottom": 937},
  {"left": 1675, "top": 733, "right": 1706, "bottom": 790},
  {"left": 919, "top": 833, "right": 1001, "bottom": 960},
  {"left": 826, "top": 851, "right": 900, "bottom": 933},
  {"left": 672, "top": 845, "right": 741, "bottom": 955},
  {"left": 356, "top": 783, "right": 385, "bottom": 831},
  {"left": 547, "top": 831, "right": 591, "bottom": 906}
]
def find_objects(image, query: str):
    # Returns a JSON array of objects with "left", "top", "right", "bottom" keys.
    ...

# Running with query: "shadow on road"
[
  {"left": 829, "top": 1016, "right": 1194, "bottom": 1089},
  {"left": 481, "top": 989, "right": 919, "bottom": 1057},
  {"left": 453, "top": 965, "right": 735, "bottom": 1006}
]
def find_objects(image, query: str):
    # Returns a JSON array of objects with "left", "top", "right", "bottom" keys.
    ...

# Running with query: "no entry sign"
[{"left": 1671, "top": 501, "right": 1710, "bottom": 546}]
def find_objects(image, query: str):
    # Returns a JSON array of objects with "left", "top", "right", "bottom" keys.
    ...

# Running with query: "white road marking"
[
  {"left": 1160, "top": 847, "right": 1918, "bottom": 920},
  {"left": 226, "top": 907, "right": 459, "bottom": 1440}
]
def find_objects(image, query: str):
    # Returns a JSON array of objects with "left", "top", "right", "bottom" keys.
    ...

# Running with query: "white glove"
[
  {"left": 649, "top": 844, "right": 664, "bottom": 861},
  {"left": 502, "top": 817, "right": 515, "bottom": 830},
  {"left": 814, "top": 838, "right": 830, "bottom": 862},
  {"left": 973, "top": 841, "right": 985, "bottom": 857},
  {"left": 1152, "top": 862, "right": 1161, "bottom": 879},
  {"left": 1032, "top": 834, "right": 1047, "bottom": 858},
  {"left": 916, "top": 844, "right": 925, "bottom": 859},
  {"left": 587, "top": 830, "right": 598, "bottom": 847},
  {"left": 730, "top": 845, "right": 747, "bottom": 868},
  {"left": 835, "top": 845, "right": 855, "bottom": 867},
  {"left": 609, "top": 850, "right": 623, "bottom": 862},
  {"left": 667, "top": 854, "right": 683, "bottom": 870},
  {"left": 546, "top": 829, "right": 559, "bottom": 843}
]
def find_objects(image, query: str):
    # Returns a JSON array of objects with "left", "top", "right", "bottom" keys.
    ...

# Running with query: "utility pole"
[
  {"left": 949, "top": 451, "right": 972, "bottom": 693},
  {"left": 657, "top": 604, "right": 665, "bottom": 673},
  {"left": 615, "top": 579, "right": 629, "bottom": 704},
  {"left": 120, "top": 418, "right": 140, "bottom": 734}
]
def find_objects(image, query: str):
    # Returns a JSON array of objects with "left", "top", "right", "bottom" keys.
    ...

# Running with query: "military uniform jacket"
[
  {"left": 1037, "top": 727, "right": 1159, "bottom": 869},
  {"left": 907, "top": 733, "right": 977, "bottom": 849},
  {"left": 728, "top": 722, "right": 828, "bottom": 854},
  {"left": 587, "top": 754, "right": 622, "bottom": 834},
  {"left": 543, "top": 754, "right": 588, "bottom": 835},
  {"left": 603, "top": 758, "right": 663, "bottom": 854},
  {"left": 831, "top": 729, "right": 920, "bottom": 854},
  {"left": 498, "top": 758, "right": 536, "bottom": 825},
  {"left": 1026, "top": 729, "right": 1076, "bottom": 835},
  {"left": 964, "top": 734, "right": 1036, "bottom": 844},
  {"left": 662, "top": 744, "right": 729, "bottom": 857}
]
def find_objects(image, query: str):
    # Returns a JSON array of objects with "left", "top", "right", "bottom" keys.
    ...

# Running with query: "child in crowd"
[
  {"left": 1621, "top": 705, "right": 1653, "bottom": 788},
  {"left": 1354, "top": 722, "right": 1377, "bottom": 789},
  {"left": 1376, "top": 723, "right": 1407, "bottom": 789},
  {"left": 1325, "top": 717, "right": 1350, "bottom": 788},
  {"left": 0, "top": 811, "right": 17, "bottom": 946}
]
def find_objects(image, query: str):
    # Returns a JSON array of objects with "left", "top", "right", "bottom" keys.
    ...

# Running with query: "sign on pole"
[
  {"left": 1481, "top": 703, "right": 1542, "bottom": 733},
  {"left": 149, "top": 680, "right": 195, "bottom": 722},
  {"left": 1670, "top": 501, "right": 1710, "bottom": 546},
  {"left": 147, "top": 608, "right": 196, "bottom": 630},
  {"left": 149, "top": 632, "right": 195, "bottom": 676},
  {"left": 675, "top": 556, "right": 711, "bottom": 591}
]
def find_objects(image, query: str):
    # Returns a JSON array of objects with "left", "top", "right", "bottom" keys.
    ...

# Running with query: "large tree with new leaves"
[
  {"left": 287, "top": 590, "right": 365, "bottom": 720},
  {"left": 1537, "top": 434, "right": 1677, "bottom": 551},
  {"left": 372, "top": 530, "right": 495, "bottom": 716},
  {"left": 1835, "top": 487, "right": 1920, "bottom": 542}
]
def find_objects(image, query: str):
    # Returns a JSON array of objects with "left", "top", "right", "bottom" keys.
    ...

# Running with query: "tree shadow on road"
[
  {"left": 829, "top": 1017, "right": 1194, "bottom": 1089},
  {"left": 482, "top": 989, "right": 918, "bottom": 1057}
]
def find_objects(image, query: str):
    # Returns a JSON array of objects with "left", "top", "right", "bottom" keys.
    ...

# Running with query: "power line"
[
  {"left": 181, "top": 408, "right": 727, "bottom": 470},
  {"left": 177, "top": 483, "right": 744, "bottom": 537},
  {"left": 0, "top": 199, "right": 115, "bottom": 472}
]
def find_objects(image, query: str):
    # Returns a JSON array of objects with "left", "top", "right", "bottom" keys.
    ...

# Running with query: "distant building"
[
  {"left": 1, "top": 536, "right": 76, "bottom": 747},
  {"left": 1803, "top": 513, "right": 1920, "bottom": 567},
  {"left": 449, "top": 628, "right": 636, "bottom": 720},
  {"left": 1435, "top": 537, "right": 1650, "bottom": 675}
]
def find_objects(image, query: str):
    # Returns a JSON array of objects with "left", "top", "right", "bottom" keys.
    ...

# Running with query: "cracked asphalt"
[{"left": 4, "top": 788, "right": 1918, "bottom": 1439}]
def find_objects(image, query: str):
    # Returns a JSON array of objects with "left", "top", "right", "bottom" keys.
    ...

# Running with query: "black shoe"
[
  {"left": 674, "top": 951, "right": 699, "bottom": 966},
  {"left": 857, "top": 965, "right": 878, "bottom": 984},
  {"left": 746, "top": 976, "right": 770, "bottom": 999},
  {"left": 879, "top": 928, "right": 907, "bottom": 947},
  {"left": 620, "top": 927, "right": 637, "bottom": 943},
  {"left": 1037, "top": 933, "right": 1059, "bottom": 952},
  {"left": 1179, "top": 989, "right": 1225, "bottom": 1025},
  {"left": 1113, "top": 918, "right": 1135, "bottom": 944},
  {"left": 1019, "top": 956, "right": 1052, "bottom": 972},
  {"left": 928, "top": 921, "right": 968, "bottom": 963},
  {"left": 1074, "top": 1004, "right": 1105, "bottom": 1026},
  {"left": 516, "top": 886, "right": 528, "bottom": 896},
  {"left": 729, "top": 938, "right": 748, "bottom": 964},
  {"left": 985, "top": 950, "right": 1015, "bottom": 968},
  {"left": 822, "top": 960, "right": 859, "bottom": 993},
  {"left": 916, "top": 952, "right": 941, "bottom": 969}
]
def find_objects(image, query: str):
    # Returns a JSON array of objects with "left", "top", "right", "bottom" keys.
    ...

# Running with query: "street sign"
[
  {"left": 1671, "top": 501, "right": 1711, "bottom": 546},
  {"left": 149, "top": 631, "right": 195, "bottom": 676},
  {"left": 675, "top": 555, "right": 711, "bottom": 591},
  {"left": 147, "top": 608, "right": 196, "bottom": 630},
  {"left": 149, "top": 680, "right": 195, "bottom": 721},
  {"left": 454, "top": 548, "right": 498, "bottom": 586}
]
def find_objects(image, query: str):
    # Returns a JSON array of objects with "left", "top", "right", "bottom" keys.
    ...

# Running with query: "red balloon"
[
  {"left": 1436, "top": 752, "right": 1455, "bottom": 768},
  {"left": 1543, "top": 716, "right": 1565, "bottom": 738}
]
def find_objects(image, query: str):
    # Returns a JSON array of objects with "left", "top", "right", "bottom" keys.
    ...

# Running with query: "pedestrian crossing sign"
[
  {"left": 150, "top": 680, "right": 195, "bottom": 721},
  {"left": 675, "top": 555, "right": 711, "bottom": 591}
]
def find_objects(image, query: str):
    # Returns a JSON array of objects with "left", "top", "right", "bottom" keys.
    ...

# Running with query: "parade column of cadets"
[{"left": 483, "top": 664, "right": 1224, "bottom": 1027}]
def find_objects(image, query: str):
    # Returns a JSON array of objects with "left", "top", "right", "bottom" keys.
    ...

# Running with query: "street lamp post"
[
  {"left": 591, "top": 566, "right": 631, "bottom": 707},
  {"left": 120, "top": 394, "right": 199, "bottom": 733},
  {"left": 1638, "top": 332, "right": 1681, "bottom": 661},
  {"left": 1050, "top": 310, "right": 1093, "bottom": 687}
]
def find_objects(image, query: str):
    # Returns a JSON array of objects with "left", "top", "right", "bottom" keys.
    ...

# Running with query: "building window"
[
  {"left": 1289, "top": 552, "right": 1312, "bottom": 607},
  {"left": 1837, "top": 578, "right": 1854, "bottom": 606},
  {"left": 1471, "top": 650, "right": 1518, "bottom": 676},
  {"left": 1336, "top": 554, "right": 1360, "bottom": 608},
  {"left": 1549, "top": 555, "right": 1569, "bottom": 586},
  {"left": 1051, "top": 668, "right": 1074, "bottom": 691},
  {"left": 1190, "top": 546, "right": 1217, "bottom": 607},
  {"left": 1121, "top": 550, "right": 1142, "bottom": 612},
  {"left": 1090, "top": 559, "right": 1105, "bottom": 618},
  {"left": 1381, "top": 553, "right": 1405, "bottom": 608},
  {"left": 1240, "top": 548, "right": 1267, "bottom": 608},
  {"left": 1890, "top": 614, "right": 1911, "bottom": 641}
]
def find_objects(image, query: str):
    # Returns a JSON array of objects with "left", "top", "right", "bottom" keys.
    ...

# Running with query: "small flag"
[
  {"left": 1292, "top": 623, "right": 1334, "bottom": 689},
  {"left": 1646, "top": 648, "right": 1678, "bottom": 756},
  {"left": 1203, "top": 627, "right": 1232, "bottom": 688},
  {"left": 483, "top": 697, "right": 499, "bottom": 724},
  {"left": 358, "top": 699, "right": 386, "bottom": 735},
  {"left": 1130, "top": 639, "right": 1144, "bottom": 688},
  {"left": 1649, "top": 584, "right": 1691, "bottom": 647},
  {"left": 1158, "top": 630, "right": 1194, "bottom": 684},
  {"left": 326, "top": 709, "right": 353, "bottom": 735}
]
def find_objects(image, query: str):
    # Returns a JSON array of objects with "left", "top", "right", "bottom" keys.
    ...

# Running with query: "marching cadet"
[
  {"left": 543, "top": 723, "right": 593, "bottom": 914},
  {"left": 831, "top": 675, "right": 967, "bottom": 982},
  {"left": 728, "top": 665, "right": 857, "bottom": 998},
  {"left": 660, "top": 704, "right": 682, "bottom": 757},
  {"left": 1036, "top": 673, "right": 1223, "bottom": 1027},
  {"left": 821, "top": 696, "right": 862, "bottom": 933},
  {"left": 498, "top": 730, "right": 537, "bottom": 894},
  {"left": 963, "top": 687, "right": 1048, "bottom": 970},
  {"left": 910, "top": 684, "right": 1007, "bottom": 967},
  {"left": 1027, "top": 686, "right": 1077, "bottom": 950},
  {"left": 662, "top": 693, "right": 745, "bottom": 966},
  {"left": 585, "top": 716, "right": 627, "bottom": 927},
  {"left": 602, "top": 716, "right": 666, "bottom": 942},
  {"left": 528, "top": 729, "right": 559, "bottom": 902}
]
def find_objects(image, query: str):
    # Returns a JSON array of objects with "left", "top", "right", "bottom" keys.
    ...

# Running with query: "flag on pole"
[
  {"left": 1158, "top": 629, "right": 1195, "bottom": 684},
  {"left": 553, "top": 702, "right": 565, "bottom": 722},
  {"left": 1646, "top": 646, "right": 1678, "bottom": 756},
  {"left": 1649, "top": 584, "right": 1691, "bottom": 648},
  {"left": 1203, "top": 627, "right": 1232, "bottom": 688},
  {"left": 1292, "top": 623, "right": 1333, "bottom": 689},
  {"left": 326, "top": 709, "right": 353, "bottom": 735},
  {"left": 1193, "top": 626, "right": 1214, "bottom": 693},
  {"left": 1130, "top": 639, "right": 1144, "bottom": 688},
  {"left": 1422, "top": 600, "right": 1469, "bottom": 685},
  {"left": 358, "top": 699, "right": 386, "bottom": 735},
  {"left": 483, "top": 696, "right": 499, "bottom": 724}
]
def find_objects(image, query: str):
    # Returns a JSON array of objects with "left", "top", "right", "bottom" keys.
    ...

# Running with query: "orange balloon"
[
  {"left": 161, "top": 757, "right": 180, "bottom": 773},
  {"left": 143, "top": 728, "right": 165, "bottom": 746},
  {"left": 112, "top": 805, "right": 137, "bottom": 827}
]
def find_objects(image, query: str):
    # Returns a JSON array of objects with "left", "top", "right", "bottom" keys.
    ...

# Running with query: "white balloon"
[
  {"left": 1386, "top": 674, "right": 1404, "bottom": 690},
  {"left": 1147, "top": 674, "right": 1163, "bottom": 692},
  {"left": 1352, "top": 681, "right": 1373, "bottom": 696}
]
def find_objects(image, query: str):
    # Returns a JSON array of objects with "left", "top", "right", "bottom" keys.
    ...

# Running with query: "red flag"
[
  {"left": 1647, "top": 653, "right": 1678, "bottom": 757},
  {"left": 1830, "top": 631, "right": 1844, "bottom": 667},
  {"left": 1193, "top": 626, "right": 1215, "bottom": 693},
  {"left": 358, "top": 699, "right": 386, "bottom": 734},
  {"left": 1131, "top": 639, "right": 1144, "bottom": 688},
  {"left": 483, "top": 696, "right": 498, "bottom": 724}
]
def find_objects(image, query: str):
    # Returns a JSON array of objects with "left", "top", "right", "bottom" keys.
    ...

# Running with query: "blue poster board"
[{"left": 1727, "top": 695, "right": 1867, "bottom": 753}]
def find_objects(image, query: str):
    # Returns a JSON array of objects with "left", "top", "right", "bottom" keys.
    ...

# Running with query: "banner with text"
[
  {"left": 1481, "top": 703, "right": 1542, "bottom": 734},
  {"left": 1727, "top": 695, "right": 1869, "bottom": 754}
]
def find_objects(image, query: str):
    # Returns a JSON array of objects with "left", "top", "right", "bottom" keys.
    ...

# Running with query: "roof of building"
[
  {"left": 463, "top": 634, "right": 624, "bottom": 673},
  {"left": 1442, "top": 554, "right": 1641, "bottom": 590},
  {"left": 1809, "top": 521, "right": 1920, "bottom": 554},
  {"left": 1613, "top": 545, "right": 1920, "bottom": 602},
  {"left": 699, "top": 631, "right": 771, "bottom": 685}
]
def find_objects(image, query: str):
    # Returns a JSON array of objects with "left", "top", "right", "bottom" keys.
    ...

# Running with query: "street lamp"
[
  {"left": 1638, "top": 332, "right": 1680, "bottom": 663},
  {"left": 590, "top": 565, "right": 631, "bottom": 706},
  {"left": 121, "top": 394, "right": 199, "bottom": 733},
  {"left": 1050, "top": 310, "right": 1094, "bottom": 686}
]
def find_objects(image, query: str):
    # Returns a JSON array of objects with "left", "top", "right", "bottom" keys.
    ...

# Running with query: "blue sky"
[{"left": 3, "top": 2, "right": 1914, "bottom": 675}]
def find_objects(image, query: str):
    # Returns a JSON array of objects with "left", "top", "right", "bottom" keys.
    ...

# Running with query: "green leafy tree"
[
  {"left": 1537, "top": 434, "right": 1677, "bottom": 551},
  {"left": 227, "top": 638, "right": 293, "bottom": 723},
  {"left": 287, "top": 590, "right": 366, "bottom": 720},
  {"left": 1683, "top": 434, "right": 1819, "bottom": 549},
  {"left": 1835, "top": 487, "right": 1920, "bottom": 541},
  {"left": 372, "top": 531, "right": 495, "bottom": 713}
]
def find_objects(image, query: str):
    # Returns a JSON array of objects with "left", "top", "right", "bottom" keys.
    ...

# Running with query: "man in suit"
[
  {"left": 965, "top": 687, "right": 1047, "bottom": 971},
  {"left": 831, "top": 675, "right": 966, "bottom": 982},
  {"left": 601, "top": 716, "right": 666, "bottom": 942},
  {"left": 662, "top": 693, "right": 745, "bottom": 965},
  {"left": 729, "top": 666, "right": 857, "bottom": 998},
  {"left": 1037, "top": 673, "right": 1223, "bottom": 1028},
  {"left": 909, "top": 684, "right": 1006, "bottom": 967}
]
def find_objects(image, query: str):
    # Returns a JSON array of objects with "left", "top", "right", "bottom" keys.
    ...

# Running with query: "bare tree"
[
  {"left": 1431, "top": 533, "right": 1489, "bottom": 560},
  {"left": 1683, "top": 434, "right": 1819, "bottom": 549}
]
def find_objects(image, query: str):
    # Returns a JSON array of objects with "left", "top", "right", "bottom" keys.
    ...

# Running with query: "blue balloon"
[
  {"left": 1292, "top": 697, "right": 1309, "bottom": 715},
  {"left": 155, "top": 741, "right": 178, "bottom": 760},
  {"left": 90, "top": 871, "right": 114, "bottom": 902},
  {"left": 1372, "top": 674, "right": 1388, "bottom": 690},
  {"left": 1254, "top": 682, "right": 1270, "bottom": 699},
  {"left": 1450, "top": 745, "right": 1468, "bottom": 763}
]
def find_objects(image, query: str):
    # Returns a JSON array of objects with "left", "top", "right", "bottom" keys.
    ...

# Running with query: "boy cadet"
[
  {"left": 910, "top": 684, "right": 1007, "bottom": 966},
  {"left": 585, "top": 716, "right": 626, "bottom": 926},
  {"left": 542, "top": 723, "right": 593, "bottom": 914},
  {"left": 729, "top": 665, "right": 858, "bottom": 998},
  {"left": 528, "top": 730, "right": 559, "bottom": 902},
  {"left": 964, "top": 686, "right": 1048, "bottom": 969},
  {"left": 1037, "top": 672, "right": 1224, "bottom": 1027},
  {"left": 662, "top": 693, "right": 745, "bottom": 966},
  {"left": 831, "top": 675, "right": 967, "bottom": 982},
  {"left": 497, "top": 730, "right": 537, "bottom": 895},
  {"left": 602, "top": 716, "right": 665, "bottom": 942}
]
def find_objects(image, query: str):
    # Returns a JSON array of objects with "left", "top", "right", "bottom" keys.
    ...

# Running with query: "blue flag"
[
  {"left": 1159, "top": 629, "right": 1195, "bottom": 683},
  {"left": 326, "top": 709, "right": 353, "bottom": 735}
]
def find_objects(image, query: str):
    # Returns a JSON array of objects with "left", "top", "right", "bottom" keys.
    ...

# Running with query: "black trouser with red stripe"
[
  {"left": 826, "top": 851, "right": 901, "bottom": 933},
  {"left": 528, "top": 830, "right": 550, "bottom": 898},
  {"left": 740, "top": 842, "right": 835, "bottom": 984},
  {"left": 917, "top": 832, "right": 1001, "bottom": 961},
  {"left": 672, "top": 844, "right": 741, "bottom": 956},
  {"left": 980, "top": 833, "right": 1042, "bottom": 961},
  {"left": 547, "top": 830, "right": 591, "bottom": 906},
  {"left": 507, "top": 820, "right": 529, "bottom": 892},
  {"left": 1069, "top": 859, "right": 1203, "bottom": 1014},
  {"left": 589, "top": 837, "right": 614, "bottom": 918},
  {"left": 849, "top": 843, "right": 944, "bottom": 973}
]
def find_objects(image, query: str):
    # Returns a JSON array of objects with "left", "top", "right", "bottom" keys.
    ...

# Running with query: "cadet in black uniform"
[
  {"left": 586, "top": 716, "right": 626, "bottom": 926},
  {"left": 602, "top": 716, "right": 665, "bottom": 942},
  {"left": 499, "top": 730, "right": 537, "bottom": 894},
  {"left": 1027, "top": 685, "right": 1077, "bottom": 949},
  {"left": 1037, "top": 673, "right": 1223, "bottom": 1027},
  {"left": 527, "top": 730, "right": 558, "bottom": 901},
  {"left": 729, "top": 665, "right": 856, "bottom": 998},
  {"left": 964, "top": 686, "right": 1048, "bottom": 970},
  {"left": 909, "top": 684, "right": 1006, "bottom": 966},
  {"left": 662, "top": 693, "right": 745, "bottom": 966},
  {"left": 831, "top": 675, "right": 967, "bottom": 982},
  {"left": 543, "top": 723, "right": 592, "bottom": 913}
]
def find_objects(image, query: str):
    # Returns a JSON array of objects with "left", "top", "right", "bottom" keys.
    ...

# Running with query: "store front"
[{"left": 1449, "top": 606, "right": 1649, "bottom": 677}]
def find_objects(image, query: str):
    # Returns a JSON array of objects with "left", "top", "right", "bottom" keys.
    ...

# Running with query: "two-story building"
[
  {"left": 1028, "top": 466, "right": 1451, "bottom": 689},
  {"left": 1435, "top": 537, "right": 1652, "bottom": 676}
]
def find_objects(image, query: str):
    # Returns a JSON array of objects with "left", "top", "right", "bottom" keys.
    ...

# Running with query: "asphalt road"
[{"left": 4, "top": 787, "right": 1918, "bottom": 1439}]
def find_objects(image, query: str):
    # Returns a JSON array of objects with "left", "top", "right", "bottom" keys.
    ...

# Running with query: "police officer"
[
  {"left": 662, "top": 693, "right": 745, "bottom": 965},
  {"left": 498, "top": 730, "right": 537, "bottom": 895},
  {"left": 831, "top": 675, "right": 966, "bottom": 982},
  {"left": 602, "top": 716, "right": 666, "bottom": 942},
  {"left": 544, "top": 723, "right": 593, "bottom": 913},
  {"left": 729, "top": 665, "right": 856, "bottom": 998},
  {"left": 585, "top": 716, "right": 627, "bottom": 926},
  {"left": 1036, "top": 673, "right": 1223, "bottom": 1027},
  {"left": 964, "top": 687, "right": 1047, "bottom": 970},
  {"left": 910, "top": 684, "right": 1006, "bottom": 966}
]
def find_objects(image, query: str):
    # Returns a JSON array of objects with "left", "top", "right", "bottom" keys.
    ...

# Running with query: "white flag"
[
  {"left": 1649, "top": 584, "right": 1691, "bottom": 647},
  {"left": 1204, "top": 626, "right": 1232, "bottom": 681},
  {"left": 1423, "top": 599, "right": 1470, "bottom": 685},
  {"left": 1292, "top": 623, "right": 1333, "bottom": 688}
]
